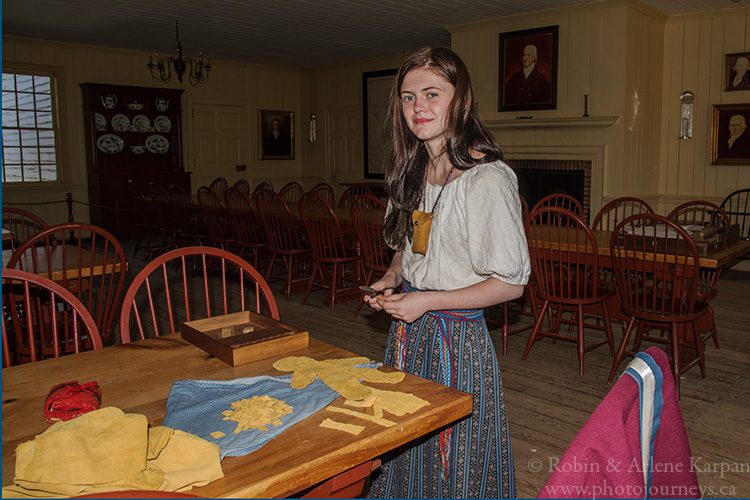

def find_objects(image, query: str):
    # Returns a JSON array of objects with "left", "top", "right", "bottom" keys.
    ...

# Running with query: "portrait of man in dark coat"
[
  {"left": 499, "top": 25, "right": 558, "bottom": 111},
  {"left": 505, "top": 44, "right": 550, "bottom": 105}
]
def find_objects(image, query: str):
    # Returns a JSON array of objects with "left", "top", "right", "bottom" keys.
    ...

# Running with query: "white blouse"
[{"left": 400, "top": 160, "right": 530, "bottom": 291}]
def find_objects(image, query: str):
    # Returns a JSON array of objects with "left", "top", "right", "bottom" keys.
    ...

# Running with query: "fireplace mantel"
[{"left": 484, "top": 116, "right": 619, "bottom": 130}]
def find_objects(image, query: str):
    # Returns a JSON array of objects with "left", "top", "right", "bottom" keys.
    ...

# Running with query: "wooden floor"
[{"left": 121, "top": 242, "right": 749, "bottom": 498}]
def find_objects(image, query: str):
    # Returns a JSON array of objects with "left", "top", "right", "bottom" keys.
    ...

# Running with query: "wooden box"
[{"left": 181, "top": 311, "right": 309, "bottom": 366}]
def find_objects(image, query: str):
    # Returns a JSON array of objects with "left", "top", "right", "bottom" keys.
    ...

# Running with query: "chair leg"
[
  {"left": 608, "top": 316, "right": 636, "bottom": 383},
  {"left": 329, "top": 263, "right": 339, "bottom": 313},
  {"left": 522, "top": 301, "right": 549, "bottom": 361},
  {"left": 577, "top": 304, "right": 585, "bottom": 376},
  {"left": 502, "top": 302, "right": 510, "bottom": 356},
  {"left": 353, "top": 269, "right": 374, "bottom": 319},
  {"left": 303, "top": 261, "right": 320, "bottom": 305},
  {"left": 669, "top": 322, "right": 682, "bottom": 395},
  {"left": 693, "top": 322, "right": 707, "bottom": 379}
]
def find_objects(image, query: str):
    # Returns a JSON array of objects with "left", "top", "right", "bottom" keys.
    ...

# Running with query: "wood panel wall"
[{"left": 658, "top": 7, "right": 750, "bottom": 214}]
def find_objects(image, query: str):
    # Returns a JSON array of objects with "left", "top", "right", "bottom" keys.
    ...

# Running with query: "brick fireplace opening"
[{"left": 506, "top": 159, "right": 592, "bottom": 222}]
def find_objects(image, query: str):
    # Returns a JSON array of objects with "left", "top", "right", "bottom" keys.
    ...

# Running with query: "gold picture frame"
[
  {"left": 710, "top": 104, "right": 750, "bottom": 165},
  {"left": 259, "top": 109, "right": 294, "bottom": 160}
]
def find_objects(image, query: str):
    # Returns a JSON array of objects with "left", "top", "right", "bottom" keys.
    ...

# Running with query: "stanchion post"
[{"left": 66, "top": 193, "right": 74, "bottom": 223}]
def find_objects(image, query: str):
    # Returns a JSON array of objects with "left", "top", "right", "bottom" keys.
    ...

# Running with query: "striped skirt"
[{"left": 369, "top": 308, "right": 515, "bottom": 498}]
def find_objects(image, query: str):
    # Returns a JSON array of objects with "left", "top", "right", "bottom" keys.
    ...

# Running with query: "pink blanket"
[{"left": 538, "top": 347, "right": 699, "bottom": 498}]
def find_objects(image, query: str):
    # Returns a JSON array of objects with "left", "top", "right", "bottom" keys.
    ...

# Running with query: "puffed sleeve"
[{"left": 464, "top": 163, "right": 530, "bottom": 286}]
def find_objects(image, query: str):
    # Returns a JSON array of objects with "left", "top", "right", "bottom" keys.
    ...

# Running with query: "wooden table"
[
  {"left": 526, "top": 226, "right": 750, "bottom": 269},
  {"left": 2, "top": 335, "right": 472, "bottom": 497},
  {"left": 2, "top": 244, "right": 126, "bottom": 281}
]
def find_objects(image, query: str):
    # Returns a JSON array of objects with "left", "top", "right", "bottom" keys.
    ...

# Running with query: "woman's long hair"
[{"left": 382, "top": 47, "right": 503, "bottom": 250}]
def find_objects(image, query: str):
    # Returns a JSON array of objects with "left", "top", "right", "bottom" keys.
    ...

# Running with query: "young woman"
[{"left": 365, "top": 47, "right": 530, "bottom": 498}]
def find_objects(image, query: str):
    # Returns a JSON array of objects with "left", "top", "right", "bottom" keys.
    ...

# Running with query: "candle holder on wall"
[
  {"left": 679, "top": 91, "right": 694, "bottom": 139},
  {"left": 583, "top": 94, "right": 590, "bottom": 117}
]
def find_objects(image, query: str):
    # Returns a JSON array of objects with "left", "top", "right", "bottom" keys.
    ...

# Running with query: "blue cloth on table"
[
  {"left": 163, "top": 361, "right": 382, "bottom": 459},
  {"left": 163, "top": 375, "right": 338, "bottom": 459}
]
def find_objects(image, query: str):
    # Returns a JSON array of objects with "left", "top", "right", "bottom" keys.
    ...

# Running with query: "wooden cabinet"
[{"left": 80, "top": 83, "right": 190, "bottom": 237}]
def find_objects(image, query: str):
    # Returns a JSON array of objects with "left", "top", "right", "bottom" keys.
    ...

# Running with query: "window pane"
[
  {"left": 39, "top": 147, "right": 56, "bottom": 163},
  {"left": 3, "top": 129, "right": 21, "bottom": 146},
  {"left": 15, "top": 75, "right": 34, "bottom": 92},
  {"left": 36, "top": 112, "right": 53, "bottom": 128},
  {"left": 3, "top": 90, "right": 17, "bottom": 109},
  {"left": 22, "top": 147, "right": 39, "bottom": 163},
  {"left": 3, "top": 165, "right": 23, "bottom": 182},
  {"left": 2, "top": 74, "right": 16, "bottom": 91},
  {"left": 38, "top": 129, "right": 55, "bottom": 147},
  {"left": 21, "top": 129, "right": 39, "bottom": 146},
  {"left": 40, "top": 164, "right": 57, "bottom": 182},
  {"left": 16, "top": 92, "right": 35, "bottom": 110},
  {"left": 33, "top": 76, "right": 51, "bottom": 93},
  {"left": 35, "top": 93, "right": 52, "bottom": 111},
  {"left": 3, "top": 109, "right": 18, "bottom": 127},
  {"left": 3, "top": 146, "right": 21, "bottom": 163},
  {"left": 2, "top": 71, "right": 59, "bottom": 184},
  {"left": 23, "top": 164, "right": 41, "bottom": 182},
  {"left": 18, "top": 110, "right": 36, "bottom": 127}
]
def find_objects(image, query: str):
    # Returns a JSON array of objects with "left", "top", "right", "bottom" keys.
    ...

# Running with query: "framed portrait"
[
  {"left": 710, "top": 104, "right": 750, "bottom": 165},
  {"left": 258, "top": 109, "right": 294, "bottom": 160},
  {"left": 725, "top": 52, "right": 750, "bottom": 91},
  {"left": 363, "top": 69, "right": 397, "bottom": 179},
  {"left": 498, "top": 25, "right": 558, "bottom": 112}
]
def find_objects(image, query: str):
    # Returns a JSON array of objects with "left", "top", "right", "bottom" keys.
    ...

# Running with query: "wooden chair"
[
  {"left": 7, "top": 223, "right": 127, "bottom": 344},
  {"left": 279, "top": 181, "right": 304, "bottom": 204},
  {"left": 2, "top": 207, "right": 49, "bottom": 251},
  {"left": 350, "top": 195, "right": 391, "bottom": 318},
  {"left": 251, "top": 180, "right": 274, "bottom": 204},
  {"left": 608, "top": 214, "right": 708, "bottom": 393},
  {"left": 255, "top": 189, "right": 312, "bottom": 301},
  {"left": 297, "top": 193, "right": 363, "bottom": 312},
  {"left": 168, "top": 184, "right": 208, "bottom": 247},
  {"left": 232, "top": 178, "right": 251, "bottom": 195},
  {"left": 522, "top": 206, "right": 615, "bottom": 375},
  {"left": 667, "top": 200, "right": 730, "bottom": 348},
  {"left": 127, "top": 180, "right": 159, "bottom": 259},
  {"left": 149, "top": 182, "right": 180, "bottom": 254},
  {"left": 590, "top": 197, "right": 655, "bottom": 330},
  {"left": 225, "top": 186, "right": 269, "bottom": 270},
  {"left": 197, "top": 186, "right": 236, "bottom": 250},
  {"left": 209, "top": 176, "right": 228, "bottom": 198},
  {"left": 337, "top": 184, "right": 375, "bottom": 209},
  {"left": 592, "top": 197, "right": 654, "bottom": 232},
  {"left": 531, "top": 193, "right": 584, "bottom": 219},
  {"left": 2, "top": 268, "right": 102, "bottom": 366},
  {"left": 119, "top": 246, "right": 279, "bottom": 343},
  {"left": 309, "top": 182, "right": 335, "bottom": 205},
  {"left": 720, "top": 188, "right": 750, "bottom": 241}
]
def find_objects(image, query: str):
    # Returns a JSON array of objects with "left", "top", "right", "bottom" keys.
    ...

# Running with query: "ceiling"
[{"left": 2, "top": 0, "right": 744, "bottom": 68}]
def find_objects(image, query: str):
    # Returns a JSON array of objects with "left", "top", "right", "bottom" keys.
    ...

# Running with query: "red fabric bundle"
[{"left": 44, "top": 380, "right": 102, "bottom": 423}]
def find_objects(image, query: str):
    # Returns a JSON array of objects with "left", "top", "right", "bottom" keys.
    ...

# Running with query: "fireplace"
[{"left": 507, "top": 159, "right": 592, "bottom": 221}]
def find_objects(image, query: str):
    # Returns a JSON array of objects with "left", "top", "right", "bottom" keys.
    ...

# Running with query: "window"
[{"left": 2, "top": 71, "right": 60, "bottom": 183}]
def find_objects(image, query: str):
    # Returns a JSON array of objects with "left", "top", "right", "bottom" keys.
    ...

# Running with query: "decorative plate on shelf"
[
  {"left": 111, "top": 113, "right": 130, "bottom": 132},
  {"left": 94, "top": 112, "right": 107, "bottom": 131},
  {"left": 131, "top": 114, "right": 151, "bottom": 132},
  {"left": 145, "top": 134, "right": 170, "bottom": 154},
  {"left": 154, "top": 115, "right": 172, "bottom": 133},
  {"left": 96, "top": 134, "right": 124, "bottom": 154}
]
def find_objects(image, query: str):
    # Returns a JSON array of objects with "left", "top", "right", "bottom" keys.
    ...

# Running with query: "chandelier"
[{"left": 147, "top": 20, "right": 211, "bottom": 86}]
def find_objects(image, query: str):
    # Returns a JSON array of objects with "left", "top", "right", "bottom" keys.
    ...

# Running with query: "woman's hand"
[
  {"left": 377, "top": 292, "right": 431, "bottom": 323},
  {"left": 363, "top": 276, "right": 400, "bottom": 311}
]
